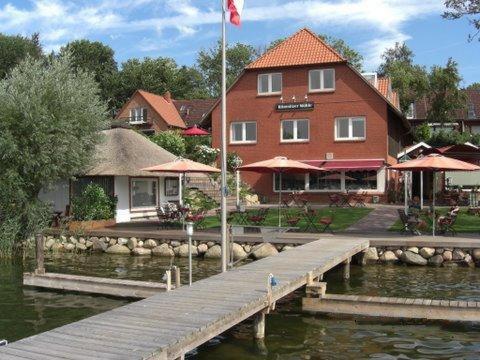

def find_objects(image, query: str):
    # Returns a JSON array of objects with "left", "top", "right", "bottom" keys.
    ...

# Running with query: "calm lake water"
[{"left": 1, "top": 254, "right": 479, "bottom": 359}]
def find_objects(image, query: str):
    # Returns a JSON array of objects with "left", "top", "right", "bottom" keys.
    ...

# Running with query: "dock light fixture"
[
  {"left": 292, "top": 95, "right": 296, "bottom": 102},
  {"left": 186, "top": 221, "right": 194, "bottom": 286}
]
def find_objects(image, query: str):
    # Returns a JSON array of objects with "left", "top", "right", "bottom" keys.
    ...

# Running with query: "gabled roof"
[
  {"left": 174, "top": 99, "right": 216, "bottom": 127},
  {"left": 246, "top": 28, "right": 346, "bottom": 70},
  {"left": 85, "top": 128, "right": 177, "bottom": 177},
  {"left": 116, "top": 90, "right": 186, "bottom": 128},
  {"left": 377, "top": 77, "right": 400, "bottom": 110},
  {"left": 137, "top": 90, "right": 186, "bottom": 128}
]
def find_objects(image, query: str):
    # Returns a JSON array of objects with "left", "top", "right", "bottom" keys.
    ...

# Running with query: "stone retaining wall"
[{"left": 41, "top": 235, "right": 480, "bottom": 267}]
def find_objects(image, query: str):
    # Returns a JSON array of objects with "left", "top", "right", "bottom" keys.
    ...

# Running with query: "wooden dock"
[
  {"left": 303, "top": 293, "right": 480, "bottom": 322},
  {"left": 0, "top": 237, "right": 368, "bottom": 360},
  {"left": 23, "top": 272, "right": 176, "bottom": 299}
]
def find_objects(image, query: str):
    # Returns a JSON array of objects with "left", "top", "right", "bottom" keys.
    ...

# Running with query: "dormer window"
[
  {"left": 309, "top": 69, "right": 335, "bottom": 92},
  {"left": 129, "top": 107, "right": 147, "bottom": 124},
  {"left": 258, "top": 73, "right": 282, "bottom": 95}
]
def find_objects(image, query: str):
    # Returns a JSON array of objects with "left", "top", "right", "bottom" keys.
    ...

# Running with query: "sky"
[{"left": 1, "top": 0, "right": 479, "bottom": 86}]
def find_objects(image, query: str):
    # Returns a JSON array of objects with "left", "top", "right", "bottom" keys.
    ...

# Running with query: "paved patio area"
[{"left": 344, "top": 205, "right": 400, "bottom": 234}]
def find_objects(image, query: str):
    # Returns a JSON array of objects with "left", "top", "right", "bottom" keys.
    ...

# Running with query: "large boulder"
[
  {"left": 232, "top": 243, "right": 247, "bottom": 260},
  {"left": 127, "top": 237, "right": 138, "bottom": 250},
  {"left": 117, "top": 237, "right": 128, "bottom": 246},
  {"left": 463, "top": 254, "right": 475, "bottom": 267},
  {"left": 428, "top": 254, "right": 444, "bottom": 266},
  {"left": 75, "top": 243, "right": 87, "bottom": 251},
  {"left": 379, "top": 250, "right": 398, "bottom": 262},
  {"left": 51, "top": 243, "right": 64, "bottom": 252},
  {"left": 197, "top": 243, "right": 208, "bottom": 255},
  {"left": 400, "top": 251, "right": 427, "bottom": 266},
  {"left": 106, "top": 244, "right": 131, "bottom": 254},
  {"left": 44, "top": 238, "right": 56, "bottom": 250},
  {"left": 205, "top": 245, "right": 222, "bottom": 259},
  {"left": 64, "top": 243, "right": 75, "bottom": 252},
  {"left": 252, "top": 243, "right": 278, "bottom": 260},
  {"left": 132, "top": 247, "right": 152, "bottom": 256},
  {"left": 144, "top": 239, "right": 158, "bottom": 249},
  {"left": 406, "top": 247, "right": 419, "bottom": 254},
  {"left": 473, "top": 248, "right": 480, "bottom": 261},
  {"left": 452, "top": 249, "right": 466, "bottom": 261},
  {"left": 177, "top": 244, "right": 198, "bottom": 258},
  {"left": 419, "top": 247, "right": 435, "bottom": 259},
  {"left": 92, "top": 237, "right": 107, "bottom": 252},
  {"left": 361, "top": 247, "right": 379, "bottom": 265},
  {"left": 443, "top": 250, "right": 453, "bottom": 261},
  {"left": 152, "top": 244, "right": 174, "bottom": 257}
]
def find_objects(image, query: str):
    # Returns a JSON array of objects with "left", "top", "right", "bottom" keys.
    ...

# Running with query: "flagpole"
[{"left": 220, "top": 0, "right": 228, "bottom": 273}]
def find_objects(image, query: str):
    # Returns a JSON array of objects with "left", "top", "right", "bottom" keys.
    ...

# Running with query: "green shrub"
[
  {"left": 183, "top": 188, "right": 218, "bottom": 212},
  {"left": 71, "top": 184, "right": 116, "bottom": 221},
  {"left": 227, "top": 152, "right": 243, "bottom": 171},
  {"left": 150, "top": 130, "right": 186, "bottom": 156}
]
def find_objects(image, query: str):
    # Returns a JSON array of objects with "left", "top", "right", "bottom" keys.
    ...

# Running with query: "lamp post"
[{"left": 186, "top": 221, "right": 194, "bottom": 286}]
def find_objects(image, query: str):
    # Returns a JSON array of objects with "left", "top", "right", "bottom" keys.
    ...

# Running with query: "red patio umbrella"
[
  {"left": 182, "top": 124, "right": 210, "bottom": 136},
  {"left": 239, "top": 156, "right": 324, "bottom": 226},
  {"left": 390, "top": 153, "right": 480, "bottom": 235}
]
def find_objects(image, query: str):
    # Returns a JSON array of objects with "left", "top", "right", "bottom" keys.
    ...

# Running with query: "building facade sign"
[{"left": 275, "top": 102, "right": 314, "bottom": 112}]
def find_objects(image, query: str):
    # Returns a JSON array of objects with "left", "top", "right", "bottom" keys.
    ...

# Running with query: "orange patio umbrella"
[
  {"left": 142, "top": 157, "right": 220, "bottom": 206},
  {"left": 239, "top": 156, "right": 324, "bottom": 226},
  {"left": 390, "top": 153, "right": 480, "bottom": 235}
]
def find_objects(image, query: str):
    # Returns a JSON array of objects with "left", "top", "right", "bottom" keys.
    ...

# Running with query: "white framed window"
[
  {"left": 129, "top": 107, "right": 147, "bottom": 124},
  {"left": 258, "top": 73, "right": 282, "bottom": 95},
  {"left": 335, "top": 116, "right": 366, "bottom": 141},
  {"left": 309, "top": 69, "right": 335, "bottom": 92},
  {"left": 164, "top": 177, "right": 179, "bottom": 197},
  {"left": 230, "top": 122, "right": 257, "bottom": 144},
  {"left": 281, "top": 119, "right": 309, "bottom": 142},
  {"left": 130, "top": 178, "right": 158, "bottom": 210}
]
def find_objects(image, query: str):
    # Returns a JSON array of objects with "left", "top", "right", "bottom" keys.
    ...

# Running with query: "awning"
[{"left": 302, "top": 159, "right": 385, "bottom": 171}]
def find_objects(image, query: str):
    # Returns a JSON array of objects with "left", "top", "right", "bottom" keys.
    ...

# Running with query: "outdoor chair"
[
  {"left": 351, "top": 191, "right": 367, "bottom": 207},
  {"left": 284, "top": 209, "right": 301, "bottom": 228},
  {"left": 318, "top": 215, "right": 334, "bottom": 233},
  {"left": 438, "top": 214, "right": 457, "bottom": 236},
  {"left": 248, "top": 208, "right": 269, "bottom": 226},
  {"left": 397, "top": 209, "right": 420, "bottom": 235},
  {"left": 328, "top": 194, "right": 342, "bottom": 207}
]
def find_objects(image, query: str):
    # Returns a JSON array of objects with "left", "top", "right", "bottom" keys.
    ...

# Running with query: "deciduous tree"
[
  {"left": 0, "top": 33, "right": 42, "bottom": 79},
  {"left": 0, "top": 55, "right": 108, "bottom": 255},
  {"left": 443, "top": 0, "right": 480, "bottom": 41}
]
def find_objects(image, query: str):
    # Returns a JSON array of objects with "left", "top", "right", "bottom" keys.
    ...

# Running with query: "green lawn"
[
  {"left": 389, "top": 208, "right": 480, "bottom": 233},
  {"left": 200, "top": 207, "right": 372, "bottom": 232}
]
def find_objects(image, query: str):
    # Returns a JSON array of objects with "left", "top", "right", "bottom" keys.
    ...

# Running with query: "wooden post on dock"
[
  {"left": 253, "top": 311, "right": 266, "bottom": 339},
  {"left": 35, "top": 233, "right": 45, "bottom": 275},
  {"left": 165, "top": 270, "right": 172, "bottom": 291},
  {"left": 173, "top": 266, "right": 181, "bottom": 288},
  {"left": 343, "top": 257, "right": 351, "bottom": 281}
]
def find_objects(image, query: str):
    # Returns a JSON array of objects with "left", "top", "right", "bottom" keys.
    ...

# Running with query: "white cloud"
[{"left": 0, "top": 0, "right": 443, "bottom": 68}]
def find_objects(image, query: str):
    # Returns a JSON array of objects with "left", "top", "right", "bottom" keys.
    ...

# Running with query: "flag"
[{"left": 228, "top": 0, "right": 244, "bottom": 26}]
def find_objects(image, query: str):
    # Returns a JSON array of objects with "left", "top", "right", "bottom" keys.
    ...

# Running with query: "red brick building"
[
  {"left": 115, "top": 90, "right": 187, "bottom": 134},
  {"left": 205, "top": 28, "right": 411, "bottom": 202}
]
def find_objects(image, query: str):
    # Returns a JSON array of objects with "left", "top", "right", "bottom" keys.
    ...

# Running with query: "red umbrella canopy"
[
  {"left": 239, "top": 156, "right": 324, "bottom": 173},
  {"left": 141, "top": 157, "right": 220, "bottom": 173},
  {"left": 390, "top": 153, "right": 480, "bottom": 172},
  {"left": 182, "top": 125, "right": 210, "bottom": 136}
]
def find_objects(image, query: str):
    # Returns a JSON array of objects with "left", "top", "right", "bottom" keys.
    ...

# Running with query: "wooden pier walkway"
[
  {"left": 0, "top": 237, "right": 368, "bottom": 360},
  {"left": 303, "top": 293, "right": 480, "bottom": 322}
]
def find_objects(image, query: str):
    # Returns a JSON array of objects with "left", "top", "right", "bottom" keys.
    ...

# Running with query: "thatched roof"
[{"left": 84, "top": 128, "right": 177, "bottom": 177}]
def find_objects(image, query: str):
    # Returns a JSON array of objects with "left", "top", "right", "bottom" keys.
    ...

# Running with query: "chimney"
[{"left": 163, "top": 91, "right": 171, "bottom": 102}]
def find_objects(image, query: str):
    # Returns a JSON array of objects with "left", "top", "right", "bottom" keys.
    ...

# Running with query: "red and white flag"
[{"left": 228, "top": 0, "right": 244, "bottom": 26}]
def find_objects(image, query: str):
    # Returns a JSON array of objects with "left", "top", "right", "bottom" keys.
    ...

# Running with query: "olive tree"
[{"left": 0, "top": 55, "right": 108, "bottom": 255}]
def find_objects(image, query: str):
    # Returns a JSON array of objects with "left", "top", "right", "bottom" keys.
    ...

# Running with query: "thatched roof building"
[{"left": 85, "top": 128, "right": 177, "bottom": 177}]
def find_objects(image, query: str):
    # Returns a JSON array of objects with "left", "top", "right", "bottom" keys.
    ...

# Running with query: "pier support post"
[
  {"left": 35, "top": 233, "right": 45, "bottom": 275},
  {"left": 165, "top": 270, "right": 172, "bottom": 291},
  {"left": 173, "top": 266, "right": 181, "bottom": 288},
  {"left": 343, "top": 257, "right": 351, "bottom": 281},
  {"left": 253, "top": 311, "right": 266, "bottom": 339}
]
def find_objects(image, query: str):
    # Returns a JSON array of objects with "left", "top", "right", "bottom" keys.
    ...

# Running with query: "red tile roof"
[
  {"left": 137, "top": 90, "right": 186, "bottom": 128},
  {"left": 375, "top": 76, "right": 400, "bottom": 109},
  {"left": 246, "top": 28, "right": 345, "bottom": 69},
  {"left": 174, "top": 99, "right": 216, "bottom": 127},
  {"left": 413, "top": 89, "right": 479, "bottom": 120}
]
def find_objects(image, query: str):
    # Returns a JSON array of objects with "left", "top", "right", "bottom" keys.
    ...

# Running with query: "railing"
[{"left": 115, "top": 116, "right": 152, "bottom": 125}]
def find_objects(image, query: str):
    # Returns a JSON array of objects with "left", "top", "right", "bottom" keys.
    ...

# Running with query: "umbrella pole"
[
  {"left": 278, "top": 172, "right": 282, "bottom": 227},
  {"left": 432, "top": 172, "right": 436, "bottom": 237}
]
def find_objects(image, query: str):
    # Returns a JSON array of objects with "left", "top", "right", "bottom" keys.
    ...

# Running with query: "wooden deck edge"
[
  {"left": 23, "top": 272, "right": 168, "bottom": 299},
  {"left": 302, "top": 294, "right": 480, "bottom": 322}
]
